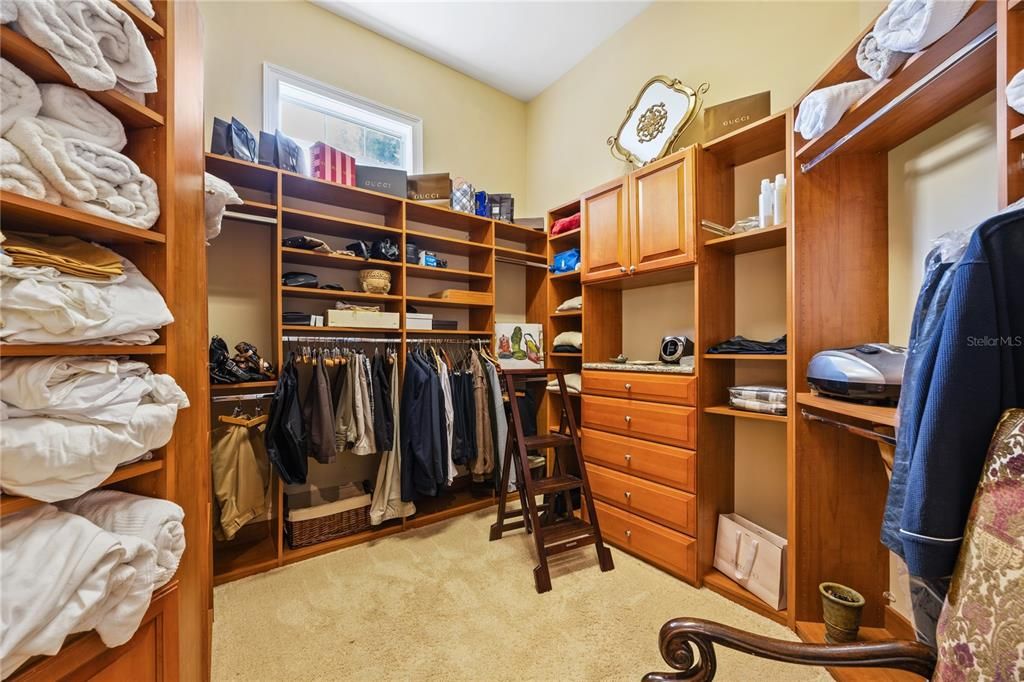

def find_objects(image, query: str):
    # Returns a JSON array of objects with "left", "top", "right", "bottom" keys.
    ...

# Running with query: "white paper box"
[
  {"left": 713, "top": 513, "right": 787, "bottom": 610},
  {"left": 406, "top": 312, "right": 433, "bottom": 330},
  {"left": 327, "top": 310, "right": 400, "bottom": 329}
]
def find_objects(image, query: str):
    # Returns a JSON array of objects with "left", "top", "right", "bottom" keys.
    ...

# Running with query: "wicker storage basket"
[
  {"left": 285, "top": 485, "right": 371, "bottom": 548},
  {"left": 359, "top": 268, "right": 391, "bottom": 294}
]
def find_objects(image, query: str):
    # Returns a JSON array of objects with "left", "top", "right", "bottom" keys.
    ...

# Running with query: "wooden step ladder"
[{"left": 489, "top": 368, "right": 614, "bottom": 593}]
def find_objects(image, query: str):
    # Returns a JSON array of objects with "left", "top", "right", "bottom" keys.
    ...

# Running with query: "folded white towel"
[
  {"left": 795, "top": 79, "right": 875, "bottom": 141},
  {"left": 126, "top": 0, "right": 154, "bottom": 18},
  {"left": 1, "top": 0, "right": 117, "bottom": 91},
  {"left": 0, "top": 505, "right": 158, "bottom": 678},
  {"left": 874, "top": 0, "right": 973, "bottom": 53},
  {"left": 60, "top": 490, "right": 185, "bottom": 589},
  {"left": 546, "top": 373, "right": 581, "bottom": 394},
  {"left": 204, "top": 172, "right": 243, "bottom": 243},
  {"left": 38, "top": 83, "right": 127, "bottom": 151},
  {"left": 0, "top": 57, "right": 41, "bottom": 135},
  {"left": 1009, "top": 69, "right": 1024, "bottom": 115},
  {"left": 552, "top": 330, "right": 583, "bottom": 349},
  {"left": 4, "top": 116, "right": 97, "bottom": 201},
  {"left": 555, "top": 295, "right": 582, "bottom": 312},
  {"left": 64, "top": 136, "right": 159, "bottom": 228},
  {"left": 0, "top": 138, "right": 60, "bottom": 203},
  {"left": 856, "top": 32, "right": 910, "bottom": 81},
  {"left": 61, "top": 0, "right": 157, "bottom": 94}
]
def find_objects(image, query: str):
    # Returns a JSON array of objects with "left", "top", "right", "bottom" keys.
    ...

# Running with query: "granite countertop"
[{"left": 582, "top": 359, "right": 694, "bottom": 375}]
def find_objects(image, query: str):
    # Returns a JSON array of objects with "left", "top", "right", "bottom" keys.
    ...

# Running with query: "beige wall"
[{"left": 523, "top": 1, "right": 866, "bottom": 217}]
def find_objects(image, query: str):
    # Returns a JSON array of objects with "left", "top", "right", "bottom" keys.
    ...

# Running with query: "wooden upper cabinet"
[
  {"left": 628, "top": 148, "right": 695, "bottom": 273},
  {"left": 581, "top": 178, "right": 631, "bottom": 283}
]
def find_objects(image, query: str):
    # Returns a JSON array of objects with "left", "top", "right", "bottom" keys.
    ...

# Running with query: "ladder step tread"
[
  {"left": 522, "top": 433, "right": 573, "bottom": 449},
  {"left": 532, "top": 475, "right": 583, "bottom": 495},
  {"left": 541, "top": 517, "right": 594, "bottom": 545}
]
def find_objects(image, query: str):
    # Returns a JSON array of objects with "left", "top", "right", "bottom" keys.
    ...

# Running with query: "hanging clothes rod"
[
  {"left": 800, "top": 23, "right": 997, "bottom": 173},
  {"left": 407, "top": 336, "right": 488, "bottom": 344},
  {"left": 282, "top": 335, "right": 400, "bottom": 343},
  {"left": 801, "top": 409, "right": 896, "bottom": 445},
  {"left": 212, "top": 392, "right": 274, "bottom": 403},
  {"left": 495, "top": 255, "right": 549, "bottom": 269},
  {"left": 222, "top": 210, "right": 277, "bottom": 225}
]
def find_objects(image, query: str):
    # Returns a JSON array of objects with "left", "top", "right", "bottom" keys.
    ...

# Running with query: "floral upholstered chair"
[{"left": 644, "top": 409, "right": 1024, "bottom": 682}]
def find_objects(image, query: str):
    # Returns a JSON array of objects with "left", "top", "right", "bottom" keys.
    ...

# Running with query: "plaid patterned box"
[{"left": 310, "top": 142, "right": 355, "bottom": 185}]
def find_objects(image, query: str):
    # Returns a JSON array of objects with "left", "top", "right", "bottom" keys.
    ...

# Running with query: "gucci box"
[
  {"left": 355, "top": 165, "right": 408, "bottom": 198},
  {"left": 407, "top": 173, "right": 452, "bottom": 202},
  {"left": 703, "top": 91, "right": 770, "bottom": 142}
]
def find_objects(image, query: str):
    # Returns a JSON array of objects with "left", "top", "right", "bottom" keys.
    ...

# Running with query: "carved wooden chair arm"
[{"left": 642, "top": 617, "right": 936, "bottom": 681}]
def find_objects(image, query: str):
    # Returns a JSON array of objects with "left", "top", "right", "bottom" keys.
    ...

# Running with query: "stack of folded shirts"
[
  {"left": 546, "top": 373, "right": 581, "bottom": 395},
  {"left": 1, "top": 233, "right": 173, "bottom": 344},
  {"left": 0, "top": 355, "right": 189, "bottom": 502},
  {"left": 2, "top": 231, "right": 122, "bottom": 279},
  {"left": 728, "top": 385, "right": 787, "bottom": 416},
  {"left": 552, "top": 330, "right": 582, "bottom": 354}
]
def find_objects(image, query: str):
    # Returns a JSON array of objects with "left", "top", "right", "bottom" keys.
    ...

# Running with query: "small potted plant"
[{"left": 819, "top": 582, "right": 866, "bottom": 643}]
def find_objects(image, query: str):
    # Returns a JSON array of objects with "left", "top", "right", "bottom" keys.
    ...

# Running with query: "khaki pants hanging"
[{"left": 211, "top": 424, "right": 271, "bottom": 541}]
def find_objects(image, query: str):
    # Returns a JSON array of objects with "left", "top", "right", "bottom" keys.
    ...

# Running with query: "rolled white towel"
[
  {"left": 38, "top": 83, "right": 127, "bottom": 151},
  {"left": 4, "top": 116, "right": 97, "bottom": 201},
  {"left": 0, "top": 138, "right": 60, "bottom": 204},
  {"left": 1, "top": 0, "right": 117, "bottom": 91},
  {"left": 794, "top": 79, "right": 875, "bottom": 141},
  {"left": 61, "top": 0, "right": 157, "bottom": 95},
  {"left": 874, "top": 0, "right": 973, "bottom": 53},
  {"left": 63, "top": 137, "right": 160, "bottom": 228},
  {"left": 0, "top": 57, "right": 41, "bottom": 135},
  {"left": 204, "top": 172, "right": 243, "bottom": 243},
  {"left": 1008, "top": 69, "right": 1024, "bottom": 116},
  {"left": 60, "top": 490, "right": 185, "bottom": 589},
  {"left": 856, "top": 32, "right": 910, "bottom": 81}
]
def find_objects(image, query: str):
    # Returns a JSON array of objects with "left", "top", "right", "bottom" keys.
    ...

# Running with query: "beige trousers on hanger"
[{"left": 211, "top": 423, "right": 270, "bottom": 541}]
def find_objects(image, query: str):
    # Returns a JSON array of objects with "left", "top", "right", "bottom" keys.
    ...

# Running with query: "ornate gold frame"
[{"left": 607, "top": 76, "right": 710, "bottom": 167}]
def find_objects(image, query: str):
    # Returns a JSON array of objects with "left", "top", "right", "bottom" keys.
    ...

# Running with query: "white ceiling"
[{"left": 312, "top": 1, "right": 652, "bottom": 101}]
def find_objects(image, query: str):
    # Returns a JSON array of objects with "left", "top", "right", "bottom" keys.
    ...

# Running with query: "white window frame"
[{"left": 262, "top": 63, "right": 423, "bottom": 174}]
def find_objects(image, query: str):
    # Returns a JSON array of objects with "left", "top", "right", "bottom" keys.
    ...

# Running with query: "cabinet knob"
[
  {"left": 619, "top": 266, "right": 627, "bottom": 273},
  {"left": 629, "top": 265, "right": 636, "bottom": 274},
  {"left": 624, "top": 491, "right": 632, "bottom": 500},
  {"left": 624, "top": 453, "right": 632, "bottom": 462},
  {"left": 625, "top": 529, "right": 632, "bottom": 538},
  {"left": 624, "top": 383, "right": 632, "bottom": 390},
  {"left": 624, "top": 415, "right": 632, "bottom": 423}
]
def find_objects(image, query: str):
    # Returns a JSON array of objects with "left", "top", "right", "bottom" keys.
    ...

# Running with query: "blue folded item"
[{"left": 550, "top": 248, "right": 581, "bottom": 274}]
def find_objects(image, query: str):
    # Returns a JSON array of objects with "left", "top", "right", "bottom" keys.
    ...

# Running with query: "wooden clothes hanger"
[{"left": 218, "top": 402, "right": 269, "bottom": 427}]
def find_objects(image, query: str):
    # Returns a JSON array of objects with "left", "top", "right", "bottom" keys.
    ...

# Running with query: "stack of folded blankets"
[
  {"left": 0, "top": 57, "right": 160, "bottom": 228},
  {"left": 728, "top": 385, "right": 787, "bottom": 416},
  {"left": 1, "top": 231, "right": 173, "bottom": 344},
  {"left": 552, "top": 330, "right": 582, "bottom": 354},
  {"left": 1, "top": 492, "right": 185, "bottom": 677},
  {"left": 546, "top": 373, "right": 581, "bottom": 395}
]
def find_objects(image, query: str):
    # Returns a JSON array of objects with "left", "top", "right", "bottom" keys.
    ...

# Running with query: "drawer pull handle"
[
  {"left": 624, "top": 491, "right": 632, "bottom": 500},
  {"left": 624, "top": 415, "right": 632, "bottom": 423},
  {"left": 619, "top": 266, "right": 627, "bottom": 273},
  {"left": 624, "top": 453, "right": 632, "bottom": 462},
  {"left": 625, "top": 529, "right": 632, "bottom": 538},
  {"left": 629, "top": 265, "right": 637, "bottom": 274},
  {"left": 624, "top": 383, "right": 632, "bottom": 390}
]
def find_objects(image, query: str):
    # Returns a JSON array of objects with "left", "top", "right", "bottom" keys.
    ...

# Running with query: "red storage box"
[{"left": 310, "top": 142, "right": 355, "bottom": 185}]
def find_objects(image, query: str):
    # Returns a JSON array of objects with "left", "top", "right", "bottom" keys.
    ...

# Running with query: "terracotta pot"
[{"left": 819, "top": 582, "right": 865, "bottom": 643}]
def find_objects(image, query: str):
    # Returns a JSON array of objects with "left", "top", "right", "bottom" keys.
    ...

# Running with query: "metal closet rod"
[
  {"left": 212, "top": 392, "right": 274, "bottom": 403},
  {"left": 282, "top": 335, "right": 400, "bottom": 343},
  {"left": 801, "top": 23, "right": 997, "bottom": 173},
  {"left": 407, "top": 337, "right": 488, "bottom": 344},
  {"left": 801, "top": 409, "right": 896, "bottom": 445},
  {"left": 222, "top": 210, "right": 277, "bottom": 225}
]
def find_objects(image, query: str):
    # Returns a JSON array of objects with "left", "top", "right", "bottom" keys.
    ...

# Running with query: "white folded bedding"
[
  {"left": 63, "top": 136, "right": 159, "bottom": 228},
  {"left": 0, "top": 138, "right": 59, "bottom": 204},
  {"left": 1, "top": 356, "right": 180, "bottom": 425},
  {"left": 61, "top": 0, "right": 157, "bottom": 94},
  {"left": 0, "top": 401, "right": 185, "bottom": 502},
  {"left": 0, "top": 248, "right": 173, "bottom": 345},
  {"left": 0, "top": 57, "right": 40, "bottom": 135},
  {"left": 1009, "top": 69, "right": 1024, "bottom": 116},
  {"left": 126, "top": 0, "right": 154, "bottom": 18},
  {"left": 60, "top": 490, "right": 185, "bottom": 589},
  {"left": 794, "top": 79, "right": 875, "bottom": 140},
  {"left": 873, "top": 0, "right": 973, "bottom": 53},
  {"left": 0, "top": 504, "right": 158, "bottom": 678},
  {"left": 856, "top": 31, "right": 909, "bottom": 81},
  {"left": 4, "top": 116, "right": 96, "bottom": 201},
  {"left": 204, "top": 172, "right": 243, "bottom": 243},
  {"left": 38, "top": 83, "right": 127, "bottom": 151}
]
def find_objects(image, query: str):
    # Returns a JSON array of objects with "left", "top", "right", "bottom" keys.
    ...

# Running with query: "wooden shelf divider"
[
  {"left": 703, "top": 568, "right": 788, "bottom": 625},
  {"left": 796, "top": 392, "right": 897, "bottom": 427}
]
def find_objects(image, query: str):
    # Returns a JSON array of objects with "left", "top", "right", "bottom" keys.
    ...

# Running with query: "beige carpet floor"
[{"left": 213, "top": 509, "right": 829, "bottom": 681}]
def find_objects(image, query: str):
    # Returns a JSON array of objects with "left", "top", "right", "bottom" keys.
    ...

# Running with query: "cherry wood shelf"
[
  {"left": 548, "top": 197, "right": 581, "bottom": 218},
  {"left": 230, "top": 200, "right": 278, "bottom": 218},
  {"left": 0, "top": 459, "right": 164, "bottom": 518},
  {"left": 494, "top": 220, "right": 546, "bottom": 243},
  {"left": 210, "top": 380, "right": 278, "bottom": 392},
  {"left": 213, "top": 533, "right": 279, "bottom": 586},
  {"left": 281, "top": 171, "right": 402, "bottom": 216},
  {"left": 281, "top": 207, "right": 401, "bottom": 240},
  {"left": 795, "top": 621, "right": 922, "bottom": 682},
  {"left": 549, "top": 227, "right": 582, "bottom": 246},
  {"left": 280, "top": 286, "right": 401, "bottom": 303},
  {"left": 280, "top": 247, "right": 400, "bottom": 271},
  {"left": 405, "top": 264, "right": 492, "bottom": 281},
  {"left": 703, "top": 353, "right": 787, "bottom": 361},
  {"left": 405, "top": 229, "right": 492, "bottom": 256},
  {"left": 1, "top": 192, "right": 166, "bottom": 244},
  {"left": 796, "top": 392, "right": 897, "bottom": 427},
  {"left": 550, "top": 270, "right": 581, "bottom": 281},
  {"left": 111, "top": 0, "right": 166, "bottom": 38},
  {"left": 550, "top": 310, "right": 582, "bottom": 318},
  {"left": 0, "top": 343, "right": 166, "bottom": 357},
  {"left": 703, "top": 111, "right": 789, "bottom": 166},
  {"left": 1011, "top": 122, "right": 1024, "bottom": 141},
  {"left": 704, "top": 224, "right": 787, "bottom": 254},
  {"left": 549, "top": 352, "right": 583, "bottom": 358},
  {"left": 405, "top": 295, "right": 494, "bottom": 309},
  {"left": 704, "top": 405, "right": 788, "bottom": 423},
  {"left": 703, "top": 568, "right": 788, "bottom": 626},
  {"left": 494, "top": 245, "right": 547, "bottom": 264},
  {"left": 281, "top": 325, "right": 400, "bottom": 334},
  {"left": 1012, "top": 0, "right": 1024, "bottom": 11},
  {"left": 204, "top": 153, "right": 278, "bottom": 194},
  {"left": 406, "top": 201, "right": 490, "bottom": 232},
  {"left": 0, "top": 28, "right": 164, "bottom": 128}
]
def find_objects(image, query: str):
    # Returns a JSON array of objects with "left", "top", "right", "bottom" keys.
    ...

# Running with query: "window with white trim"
[{"left": 263, "top": 64, "right": 422, "bottom": 173}]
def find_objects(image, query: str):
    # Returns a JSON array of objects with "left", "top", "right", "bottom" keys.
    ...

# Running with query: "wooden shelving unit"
[
  {"left": 545, "top": 199, "right": 583, "bottom": 444},
  {"left": 704, "top": 568, "right": 787, "bottom": 626},
  {"left": 1, "top": 3, "right": 209, "bottom": 677},
  {"left": 703, "top": 224, "right": 787, "bottom": 254},
  {"left": 796, "top": 393, "right": 897, "bottom": 427},
  {"left": 704, "top": 405, "right": 788, "bottom": 424}
]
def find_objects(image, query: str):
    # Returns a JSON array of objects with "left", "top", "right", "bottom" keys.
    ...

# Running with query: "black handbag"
[
  {"left": 210, "top": 117, "right": 257, "bottom": 162},
  {"left": 347, "top": 240, "right": 370, "bottom": 260},
  {"left": 282, "top": 272, "right": 319, "bottom": 288},
  {"left": 282, "top": 235, "right": 331, "bottom": 252},
  {"left": 258, "top": 130, "right": 305, "bottom": 173},
  {"left": 370, "top": 237, "right": 400, "bottom": 262}
]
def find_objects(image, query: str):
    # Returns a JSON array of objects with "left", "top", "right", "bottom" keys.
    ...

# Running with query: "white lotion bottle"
[
  {"left": 758, "top": 178, "right": 773, "bottom": 228},
  {"left": 773, "top": 173, "right": 787, "bottom": 225}
]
